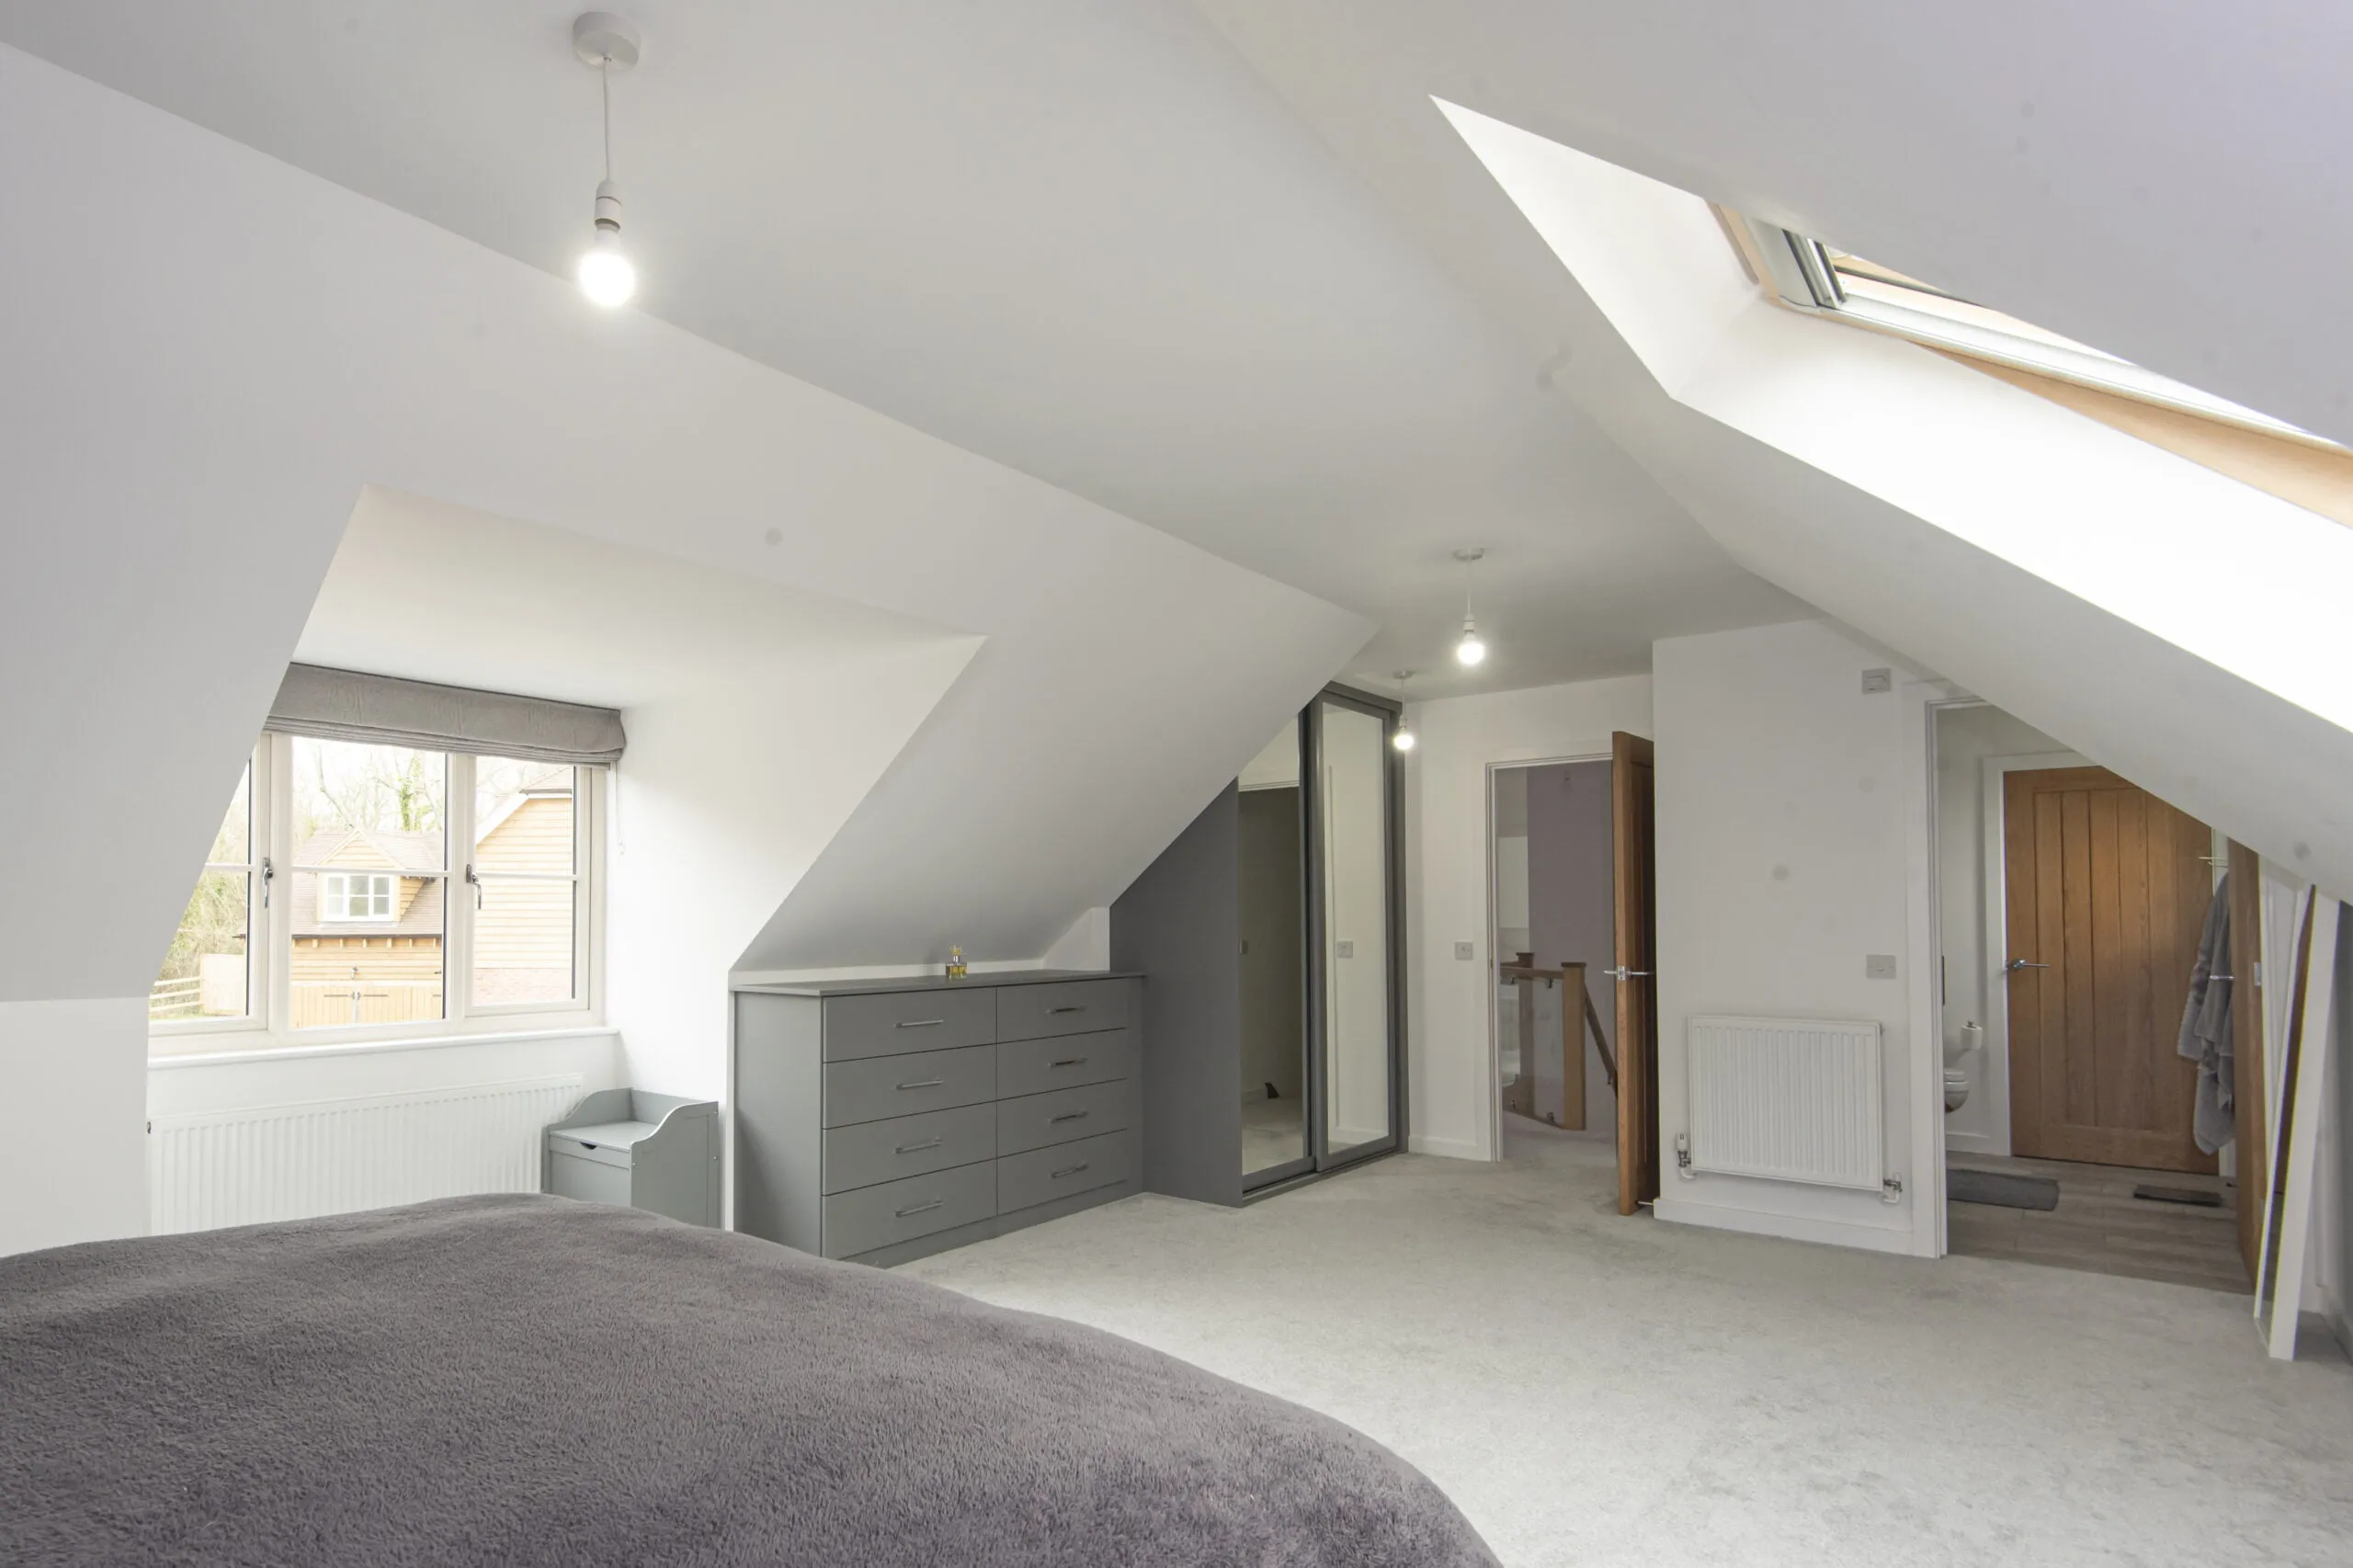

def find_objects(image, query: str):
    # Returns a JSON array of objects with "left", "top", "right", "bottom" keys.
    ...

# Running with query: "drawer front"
[
  {"left": 549, "top": 1153, "right": 632, "bottom": 1208},
  {"left": 824, "top": 1044, "right": 995, "bottom": 1129},
  {"left": 996, "top": 1028, "right": 1133, "bottom": 1101},
  {"left": 823, "top": 1162, "right": 995, "bottom": 1259},
  {"left": 824, "top": 1104, "right": 996, "bottom": 1194},
  {"left": 823, "top": 988, "right": 996, "bottom": 1062},
  {"left": 998, "top": 1130, "right": 1135, "bottom": 1215},
  {"left": 996, "top": 1078, "right": 1134, "bottom": 1157},
  {"left": 995, "top": 979, "right": 1135, "bottom": 1042}
]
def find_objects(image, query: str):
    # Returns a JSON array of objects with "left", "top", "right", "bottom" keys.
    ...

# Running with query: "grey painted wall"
[
  {"left": 1522, "top": 760, "right": 1617, "bottom": 1133},
  {"left": 1238, "top": 787, "right": 1306, "bottom": 1102},
  {"left": 1112, "top": 783, "right": 1242, "bottom": 1207}
]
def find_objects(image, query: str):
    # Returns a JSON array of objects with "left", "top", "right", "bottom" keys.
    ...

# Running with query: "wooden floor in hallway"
[{"left": 1947, "top": 1151, "right": 2250, "bottom": 1294}]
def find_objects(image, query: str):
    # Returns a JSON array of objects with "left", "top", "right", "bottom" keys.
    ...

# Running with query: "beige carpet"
[{"left": 904, "top": 1121, "right": 2353, "bottom": 1567}]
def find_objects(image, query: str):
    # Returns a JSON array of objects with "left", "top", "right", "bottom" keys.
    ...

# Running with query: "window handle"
[
  {"left": 260, "top": 856, "right": 274, "bottom": 910},
  {"left": 465, "top": 862, "right": 483, "bottom": 909}
]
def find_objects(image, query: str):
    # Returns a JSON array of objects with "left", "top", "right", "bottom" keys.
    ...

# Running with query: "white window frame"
[
  {"left": 148, "top": 734, "right": 603, "bottom": 1055},
  {"left": 1722, "top": 210, "right": 2339, "bottom": 449}
]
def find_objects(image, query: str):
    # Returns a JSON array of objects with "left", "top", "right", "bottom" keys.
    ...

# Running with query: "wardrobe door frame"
[{"left": 1302, "top": 682, "right": 1406, "bottom": 1175}]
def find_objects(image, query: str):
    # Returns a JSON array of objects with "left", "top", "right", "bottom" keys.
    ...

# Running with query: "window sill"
[{"left": 147, "top": 1023, "right": 619, "bottom": 1072}]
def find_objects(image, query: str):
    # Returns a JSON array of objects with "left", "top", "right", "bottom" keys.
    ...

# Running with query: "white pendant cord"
[{"left": 600, "top": 56, "right": 615, "bottom": 184}]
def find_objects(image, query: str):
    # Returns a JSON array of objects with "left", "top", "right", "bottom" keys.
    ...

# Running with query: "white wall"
[
  {"left": 1652, "top": 620, "right": 1926, "bottom": 1253},
  {"left": 608, "top": 650, "right": 981, "bottom": 1101},
  {"left": 1404, "top": 675, "right": 1653, "bottom": 1161},
  {"left": 0, "top": 45, "right": 1364, "bottom": 1252},
  {"left": 1932, "top": 705, "right": 2078, "bottom": 1154},
  {"left": 0, "top": 1000, "right": 147, "bottom": 1255}
]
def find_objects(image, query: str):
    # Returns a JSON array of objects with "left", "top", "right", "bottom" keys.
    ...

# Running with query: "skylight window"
[{"left": 1739, "top": 217, "right": 2336, "bottom": 448}]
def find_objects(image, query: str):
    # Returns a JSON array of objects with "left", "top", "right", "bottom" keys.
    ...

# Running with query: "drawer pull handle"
[
  {"left": 1050, "top": 1110, "right": 1090, "bottom": 1124},
  {"left": 894, "top": 1199, "right": 944, "bottom": 1218},
  {"left": 1050, "top": 1056, "right": 1089, "bottom": 1069},
  {"left": 1048, "top": 1005, "right": 1087, "bottom": 1015},
  {"left": 1051, "top": 1163, "right": 1091, "bottom": 1180},
  {"left": 896, "top": 1077, "right": 946, "bottom": 1091},
  {"left": 896, "top": 1018, "right": 947, "bottom": 1029},
  {"left": 895, "top": 1136, "right": 944, "bottom": 1154}
]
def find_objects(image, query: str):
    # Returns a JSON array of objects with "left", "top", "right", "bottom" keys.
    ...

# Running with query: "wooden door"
[
  {"left": 2227, "top": 840, "right": 2267, "bottom": 1281},
  {"left": 2004, "top": 767, "right": 2211, "bottom": 1171},
  {"left": 1611, "top": 733, "right": 1659, "bottom": 1214}
]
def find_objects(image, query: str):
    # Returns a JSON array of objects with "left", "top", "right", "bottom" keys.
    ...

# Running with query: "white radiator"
[
  {"left": 1682, "top": 1016, "right": 1884, "bottom": 1193},
  {"left": 148, "top": 1074, "right": 585, "bottom": 1234}
]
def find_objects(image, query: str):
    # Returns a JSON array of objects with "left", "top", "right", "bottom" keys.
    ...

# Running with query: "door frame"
[
  {"left": 1482, "top": 751, "right": 1612, "bottom": 1164},
  {"left": 1903, "top": 679, "right": 1978, "bottom": 1259}
]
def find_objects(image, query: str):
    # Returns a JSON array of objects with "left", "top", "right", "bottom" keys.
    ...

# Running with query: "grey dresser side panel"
[
  {"left": 733, "top": 993, "right": 824, "bottom": 1252},
  {"left": 1112, "top": 783, "right": 1243, "bottom": 1207}
]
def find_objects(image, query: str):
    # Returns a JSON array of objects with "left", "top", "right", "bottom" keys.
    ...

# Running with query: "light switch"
[
  {"left": 1336, "top": 939, "right": 1355, "bottom": 959},
  {"left": 1454, "top": 941, "right": 1475, "bottom": 960},
  {"left": 1866, "top": 953, "right": 1898, "bottom": 980}
]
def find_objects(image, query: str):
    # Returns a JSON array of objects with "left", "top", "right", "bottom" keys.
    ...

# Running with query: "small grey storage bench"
[{"left": 733, "top": 971, "right": 1142, "bottom": 1267}]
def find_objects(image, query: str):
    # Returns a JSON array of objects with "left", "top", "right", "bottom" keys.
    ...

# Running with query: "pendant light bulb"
[
  {"left": 1451, "top": 546, "right": 1489, "bottom": 668},
  {"left": 578, "top": 182, "right": 636, "bottom": 306},
  {"left": 573, "top": 15, "right": 642, "bottom": 308},
  {"left": 1455, "top": 615, "right": 1487, "bottom": 668},
  {"left": 1392, "top": 670, "right": 1417, "bottom": 751}
]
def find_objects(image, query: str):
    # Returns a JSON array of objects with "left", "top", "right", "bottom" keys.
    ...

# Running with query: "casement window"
[
  {"left": 319, "top": 872, "right": 398, "bottom": 923},
  {"left": 1721, "top": 210, "right": 2336, "bottom": 448},
  {"left": 149, "top": 667, "right": 620, "bottom": 1052}
]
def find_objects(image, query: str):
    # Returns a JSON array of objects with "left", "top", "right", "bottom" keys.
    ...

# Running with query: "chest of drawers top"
[{"left": 739, "top": 971, "right": 1141, "bottom": 1062}]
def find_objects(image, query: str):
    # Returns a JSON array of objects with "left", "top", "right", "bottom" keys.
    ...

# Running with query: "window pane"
[
  {"left": 151, "top": 869, "right": 248, "bottom": 1020},
  {"left": 473, "top": 758, "right": 576, "bottom": 874},
  {"left": 289, "top": 868, "right": 446, "bottom": 1028},
  {"left": 473, "top": 876, "right": 576, "bottom": 1007},
  {"left": 290, "top": 737, "right": 446, "bottom": 869}
]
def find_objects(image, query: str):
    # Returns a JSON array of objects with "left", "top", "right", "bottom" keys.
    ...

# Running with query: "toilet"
[{"left": 1943, "top": 1021, "right": 1982, "bottom": 1113}]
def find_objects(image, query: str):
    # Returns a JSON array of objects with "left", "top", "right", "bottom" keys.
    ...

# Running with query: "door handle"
[
  {"left": 1601, "top": 966, "right": 1650, "bottom": 981},
  {"left": 2005, "top": 959, "right": 2050, "bottom": 972}
]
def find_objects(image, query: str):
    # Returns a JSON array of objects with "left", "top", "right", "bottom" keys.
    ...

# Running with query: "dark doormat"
[
  {"left": 2133, "top": 1184, "right": 2224, "bottom": 1208},
  {"left": 1949, "top": 1167, "right": 2060, "bottom": 1210}
]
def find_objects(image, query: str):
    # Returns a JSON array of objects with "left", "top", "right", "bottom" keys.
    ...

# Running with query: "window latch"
[
  {"left": 465, "top": 862, "right": 483, "bottom": 909},
  {"left": 260, "top": 856, "right": 274, "bottom": 910}
]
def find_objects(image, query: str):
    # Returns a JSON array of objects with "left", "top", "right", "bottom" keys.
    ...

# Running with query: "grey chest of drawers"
[{"left": 733, "top": 971, "right": 1142, "bottom": 1267}]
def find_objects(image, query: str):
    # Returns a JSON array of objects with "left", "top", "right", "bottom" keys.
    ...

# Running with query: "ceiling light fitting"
[
  {"left": 573, "top": 13, "right": 642, "bottom": 307},
  {"left": 1452, "top": 548, "right": 1488, "bottom": 668},
  {"left": 1391, "top": 671, "right": 1417, "bottom": 752}
]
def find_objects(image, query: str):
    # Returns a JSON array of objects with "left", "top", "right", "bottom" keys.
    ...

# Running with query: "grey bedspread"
[{"left": 1, "top": 1194, "right": 1495, "bottom": 1567}]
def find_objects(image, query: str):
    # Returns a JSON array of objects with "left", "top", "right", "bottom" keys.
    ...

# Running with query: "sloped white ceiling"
[
  {"left": 1197, "top": 0, "right": 2353, "bottom": 449},
  {"left": 0, "top": 42, "right": 1367, "bottom": 1001},
  {"left": 0, "top": 0, "right": 1799, "bottom": 697}
]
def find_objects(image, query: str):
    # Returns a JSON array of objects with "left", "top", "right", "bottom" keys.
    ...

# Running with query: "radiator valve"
[
  {"left": 1882, "top": 1174, "right": 1904, "bottom": 1203},
  {"left": 1673, "top": 1131, "right": 1694, "bottom": 1178}
]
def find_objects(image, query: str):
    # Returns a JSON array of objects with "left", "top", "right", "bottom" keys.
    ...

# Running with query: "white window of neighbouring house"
[{"left": 149, "top": 732, "right": 601, "bottom": 1051}]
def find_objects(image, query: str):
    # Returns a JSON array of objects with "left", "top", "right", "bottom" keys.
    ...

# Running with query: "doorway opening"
[
  {"left": 1486, "top": 733, "right": 1657, "bottom": 1212},
  {"left": 1930, "top": 700, "right": 2253, "bottom": 1292}
]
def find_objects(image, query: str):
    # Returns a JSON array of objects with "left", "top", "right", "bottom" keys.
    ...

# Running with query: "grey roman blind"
[{"left": 267, "top": 665, "right": 626, "bottom": 767}]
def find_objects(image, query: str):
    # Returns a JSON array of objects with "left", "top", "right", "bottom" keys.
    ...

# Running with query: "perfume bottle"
[{"left": 946, "top": 946, "right": 968, "bottom": 981}]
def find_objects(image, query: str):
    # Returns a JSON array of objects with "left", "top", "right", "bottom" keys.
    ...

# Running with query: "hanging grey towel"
[{"left": 2177, "top": 872, "right": 2234, "bottom": 1155}]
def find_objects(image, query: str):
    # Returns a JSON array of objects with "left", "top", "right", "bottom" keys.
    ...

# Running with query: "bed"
[{"left": 0, "top": 1194, "right": 1495, "bottom": 1566}]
